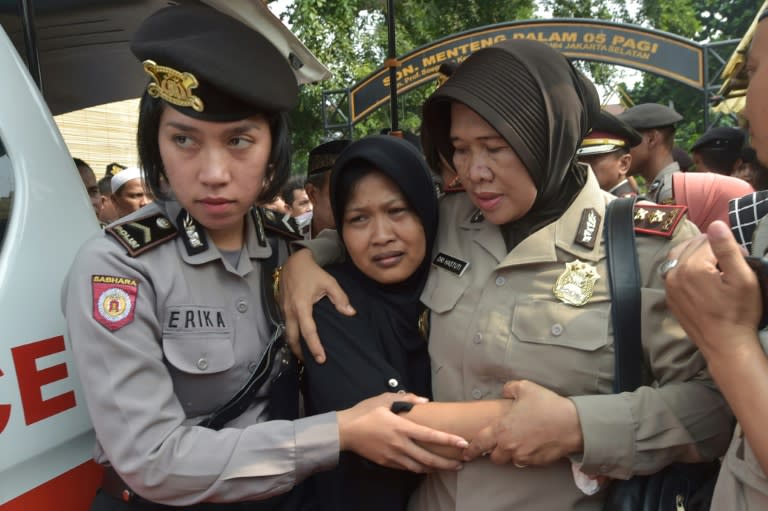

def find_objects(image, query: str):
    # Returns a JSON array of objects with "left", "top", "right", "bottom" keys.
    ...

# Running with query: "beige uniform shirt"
[
  {"left": 408, "top": 172, "right": 732, "bottom": 511},
  {"left": 646, "top": 161, "right": 680, "bottom": 204},
  {"left": 62, "top": 200, "right": 338, "bottom": 506},
  {"left": 709, "top": 330, "right": 768, "bottom": 509}
]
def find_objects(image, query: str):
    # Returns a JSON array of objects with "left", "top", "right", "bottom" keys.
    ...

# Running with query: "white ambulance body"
[{"left": 0, "top": 25, "right": 102, "bottom": 510}]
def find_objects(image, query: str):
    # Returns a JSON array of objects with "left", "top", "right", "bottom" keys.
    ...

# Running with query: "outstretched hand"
[
  {"left": 338, "top": 393, "right": 468, "bottom": 473},
  {"left": 279, "top": 249, "right": 355, "bottom": 363}
]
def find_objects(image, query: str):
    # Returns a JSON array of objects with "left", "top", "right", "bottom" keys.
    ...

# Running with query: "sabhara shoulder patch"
[
  {"left": 106, "top": 213, "right": 178, "bottom": 256},
  {"left": 257, "top": 207, "right": 302, "bottom": 241},
  {"left": 92, "top": 275, "right": 138, "bottom": 331},
  {"left": 633, "top": 203, "right": 687, "bottom": 237}
]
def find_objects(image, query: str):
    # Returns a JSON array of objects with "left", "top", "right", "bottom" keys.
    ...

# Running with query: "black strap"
[
  {"left": 604, "top": 197, "right": 643, "bottom": 393},
  {"left": 197, "top": 234, "right": 284, "bottom": 431}
]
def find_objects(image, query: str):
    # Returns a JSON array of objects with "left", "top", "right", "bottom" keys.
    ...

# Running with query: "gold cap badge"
[
  {"left": 553, "top": 260, "right": 600, "bottom": 307},
  {"left": 143, "top": 60, "right": 204, "bottom": 112}
]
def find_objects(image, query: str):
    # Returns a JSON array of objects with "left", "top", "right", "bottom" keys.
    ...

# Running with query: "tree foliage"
[
  {"left": 271, "top": 0, "right": 756, "bottom": 174},
  {"left": 623, "top": 0, "right": 755, "bottom": 149},
  {"left": 275, "top": 0, "right": 534, "bottom": 174}
]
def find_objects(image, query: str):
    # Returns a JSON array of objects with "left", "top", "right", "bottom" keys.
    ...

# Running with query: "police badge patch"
[
  {"left": 553, "top": 260, "right": 600, "bottom": 306},
  {"left": 92, "top": 275, "right": 139, "bottom": 331}
]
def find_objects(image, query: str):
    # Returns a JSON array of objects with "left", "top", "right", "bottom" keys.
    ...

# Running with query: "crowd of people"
[{"left": 61, "top": 2, "right": 768, "bottom": 511}]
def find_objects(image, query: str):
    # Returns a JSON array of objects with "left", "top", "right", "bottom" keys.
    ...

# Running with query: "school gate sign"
[{"left": 325, "top": 19, "right": 726, "bottom": 129}]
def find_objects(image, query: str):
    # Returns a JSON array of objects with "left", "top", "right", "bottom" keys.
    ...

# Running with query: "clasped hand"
[{"left": 464, "top": 380, "right": 584, "bottom": 467}]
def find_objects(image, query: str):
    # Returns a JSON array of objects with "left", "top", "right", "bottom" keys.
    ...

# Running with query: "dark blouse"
[{"left": 301, "top": 262, "right": 431, "bottom": 511}]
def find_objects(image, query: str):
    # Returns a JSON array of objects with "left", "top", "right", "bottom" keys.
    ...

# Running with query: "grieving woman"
[{"left": 301, "top": 135, "right": 437, "bottom": 510}]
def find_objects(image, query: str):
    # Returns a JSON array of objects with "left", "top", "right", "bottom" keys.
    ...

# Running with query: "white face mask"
[{"left": 295, "top": 210, "right": 313, "bottom": 239}]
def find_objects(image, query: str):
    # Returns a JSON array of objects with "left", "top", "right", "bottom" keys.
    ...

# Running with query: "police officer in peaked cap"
[
  {"left": 577, "top": 110, "right": 641, "bottom": 197},
  {"left": 691, "top": 126, "right": 747, "bottom": 175},
  {"left": 62, "top": 4, "right": 466, "bottom": 511},
  {"left": 617, "top": 103, "right": 684, "bottom": 202}
]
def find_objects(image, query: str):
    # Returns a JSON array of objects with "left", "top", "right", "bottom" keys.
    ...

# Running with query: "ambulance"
[{"left": 0, "top": 2, "right": 328, "bottom": 509}]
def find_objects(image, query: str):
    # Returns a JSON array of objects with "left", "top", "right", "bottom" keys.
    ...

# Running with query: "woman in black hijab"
[
  {"left": 286, "top": 40, "right": 732, "bottom": 510},
  {"left": 300, "top": 134, "right": 437, "bottom": 511}
]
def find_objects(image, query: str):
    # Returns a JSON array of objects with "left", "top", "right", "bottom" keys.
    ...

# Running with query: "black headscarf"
[
  {"left": 330, "top": 134, "right": 438, "bottom": 350},
  {"left": 421, "top": 39, "right": 600, "bottom": 248}
]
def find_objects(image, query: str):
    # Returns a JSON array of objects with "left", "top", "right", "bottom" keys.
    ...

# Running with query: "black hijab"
[
  {"left": 330, "top": 134, "right": 438, "bottom": 350},
  {"left": 421, "top": 39, "right": 600, "bottom": 248}
]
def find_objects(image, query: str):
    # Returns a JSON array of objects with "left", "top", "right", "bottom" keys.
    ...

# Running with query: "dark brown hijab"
[{"left": 421, "top": 39, "right": 600, "bottom": 247}]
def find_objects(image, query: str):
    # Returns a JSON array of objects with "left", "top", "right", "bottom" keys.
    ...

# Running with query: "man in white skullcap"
[{"left": 110, "top": 166, "right": 151, "bottom": 218}]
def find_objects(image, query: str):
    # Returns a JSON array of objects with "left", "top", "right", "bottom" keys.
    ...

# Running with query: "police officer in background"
[
  {"left": 690, "top": 126, "right": 747, "bottom": 176},
  {"left": 576, "top": 110, "right": 641, "bottom": 197},
  {"left": 305, "top": 139, "right": 351, "bottom": 238},
  {"left": 619, "top": 103, "right": 753, "bottom": 231},
  {"left": 617, "top": 103, "right": 683, "bottom": 202},
  {"left": 61, "top": 4, "right": 466, "bottom": 511}
]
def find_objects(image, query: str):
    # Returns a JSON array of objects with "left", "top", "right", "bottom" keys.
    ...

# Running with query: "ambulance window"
[{"left": 0, "top": 137, "right": 12, "bottom": 250}]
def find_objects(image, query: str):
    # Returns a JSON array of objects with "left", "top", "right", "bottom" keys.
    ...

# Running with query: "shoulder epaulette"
[
  {"left": 106, "top": 213, "right": 178, "bottom": 256},
  {"left": 633, "top": 203, "right": 687, "bottom": 238},
  {"left": 256, "top": 207, "right": 303, "bottom": 241}
]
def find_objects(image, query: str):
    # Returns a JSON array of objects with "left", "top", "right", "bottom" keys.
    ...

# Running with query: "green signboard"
[{"left": 349, "top": 19, "right": 704, "bottom": 122}]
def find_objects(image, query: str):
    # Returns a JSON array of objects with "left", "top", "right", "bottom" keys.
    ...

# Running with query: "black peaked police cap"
[
  {"left": 130, "top": 4, "right": 298, "bottom": 121},
  {"left": 617, "top": 103, "right": 683, "bottom": 131}
]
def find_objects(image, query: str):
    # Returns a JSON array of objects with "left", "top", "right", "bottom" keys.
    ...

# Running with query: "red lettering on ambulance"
[
  {"left": 0, "top": 367, "right": 10, "bottom": 433},
  {"left": 11, "top": 336, "right": 76, "bottom": 425}
]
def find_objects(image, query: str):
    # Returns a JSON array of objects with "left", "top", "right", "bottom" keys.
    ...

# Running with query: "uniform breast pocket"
[
  {"left": 512, "top": 300, "right": 609, "bottom": 351},
  {"left": 421, "top": 270, "right": 469, "bottom": 314},
  {"left": 163, "top": 332, "right": 235, "bottom": 375}
]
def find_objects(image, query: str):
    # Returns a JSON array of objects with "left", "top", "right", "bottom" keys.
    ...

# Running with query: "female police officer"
[
  {"left": 61, "top": 4, "right": 466, "bottom": 510},
  {"left": 280, "top": 39, "right": 733, "bottom": 510}
]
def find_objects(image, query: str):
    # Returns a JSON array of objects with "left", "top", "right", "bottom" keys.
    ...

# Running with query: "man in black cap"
[
  {"left": 305, "top": 139, "right": 351, "bottom": 237},
  {"left": 690, "top": 126, "right": 747, "bottom": 176},
  {"left": 576, "top": 110, "right": 641, "bottom": 197},
  {"left": 617, "top": 102, "right": 684, "bottom": 203}
]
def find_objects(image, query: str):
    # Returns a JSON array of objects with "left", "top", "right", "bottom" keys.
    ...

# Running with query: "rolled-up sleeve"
[{"left": 572, "top": 221, "right": 733, "bottom": 479}]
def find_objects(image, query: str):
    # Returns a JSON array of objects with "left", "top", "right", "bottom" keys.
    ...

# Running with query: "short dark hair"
[
  {"left": 136, "top": 89, "right": 292, "bottom": 203},
  {"left": 98, "top": 175, "right": 113, "bottom": 195},
  {"left": 694, "top": 147, "right": 742, "bottom": 174},
  {"left": 281, "top": 176, "right": 306, "bottom": 206},
  {"left": 306, "top": 170, "right": 329, "bottom": 189},
  {"left": 73, "top": 157, "right": 93, "bottom": 174}
]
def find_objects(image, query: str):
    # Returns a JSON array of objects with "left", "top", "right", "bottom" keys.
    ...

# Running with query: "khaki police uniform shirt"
[
  {"left": 61, "top": 200, "right": 338, "bottom": 505},
  {"left": 646, "top": 161, "right": 680, "bottom": 204},
  {"left": 408, "top": 172, "right": 732, "bottom": 511},
  {"left": 710, "top": 332, "right": 768, "bottom": 511}
]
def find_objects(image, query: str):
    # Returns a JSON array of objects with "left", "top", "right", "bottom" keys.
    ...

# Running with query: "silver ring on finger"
[
  {"left": 659, "top": 258, "right": 679, "bottom": 279},
  {"left": 513, "top": 462, "right": 527, "bottom": 469}
]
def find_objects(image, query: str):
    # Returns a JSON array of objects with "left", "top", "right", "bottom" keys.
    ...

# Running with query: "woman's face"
[
  {"left": 746, "top": 20, "right": 768, "bottom": 166},
  {"left": 449, "top": 102, "right": 537, "bottom": 224},
  {"left": 158, "top": 107, "right": 271, "bottom": 247},
  {"left": 341, "top": 171, "right": 426, "bottom": 285}
]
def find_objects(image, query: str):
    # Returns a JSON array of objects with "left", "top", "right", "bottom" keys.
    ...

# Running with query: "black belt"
[
  {"left": 100, "top": 466, "right": 308, "bottom": 510},
  {"left": 101, "top": 465, "right": 151, "bottom": 504}
]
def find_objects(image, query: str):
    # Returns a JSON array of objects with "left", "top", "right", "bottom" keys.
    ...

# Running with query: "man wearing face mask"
[{"left": 282, "top": 177, "right": 313, "bottom": 238}]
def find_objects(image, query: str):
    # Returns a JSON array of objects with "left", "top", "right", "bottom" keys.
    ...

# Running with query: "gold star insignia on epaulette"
[{"left": 633, "top": 204, "right": 687, "bottom": 238}]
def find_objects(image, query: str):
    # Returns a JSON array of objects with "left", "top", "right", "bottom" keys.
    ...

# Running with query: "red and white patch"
[{"left": 91, "top": 275, "right": 139, "bottom": 331}]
